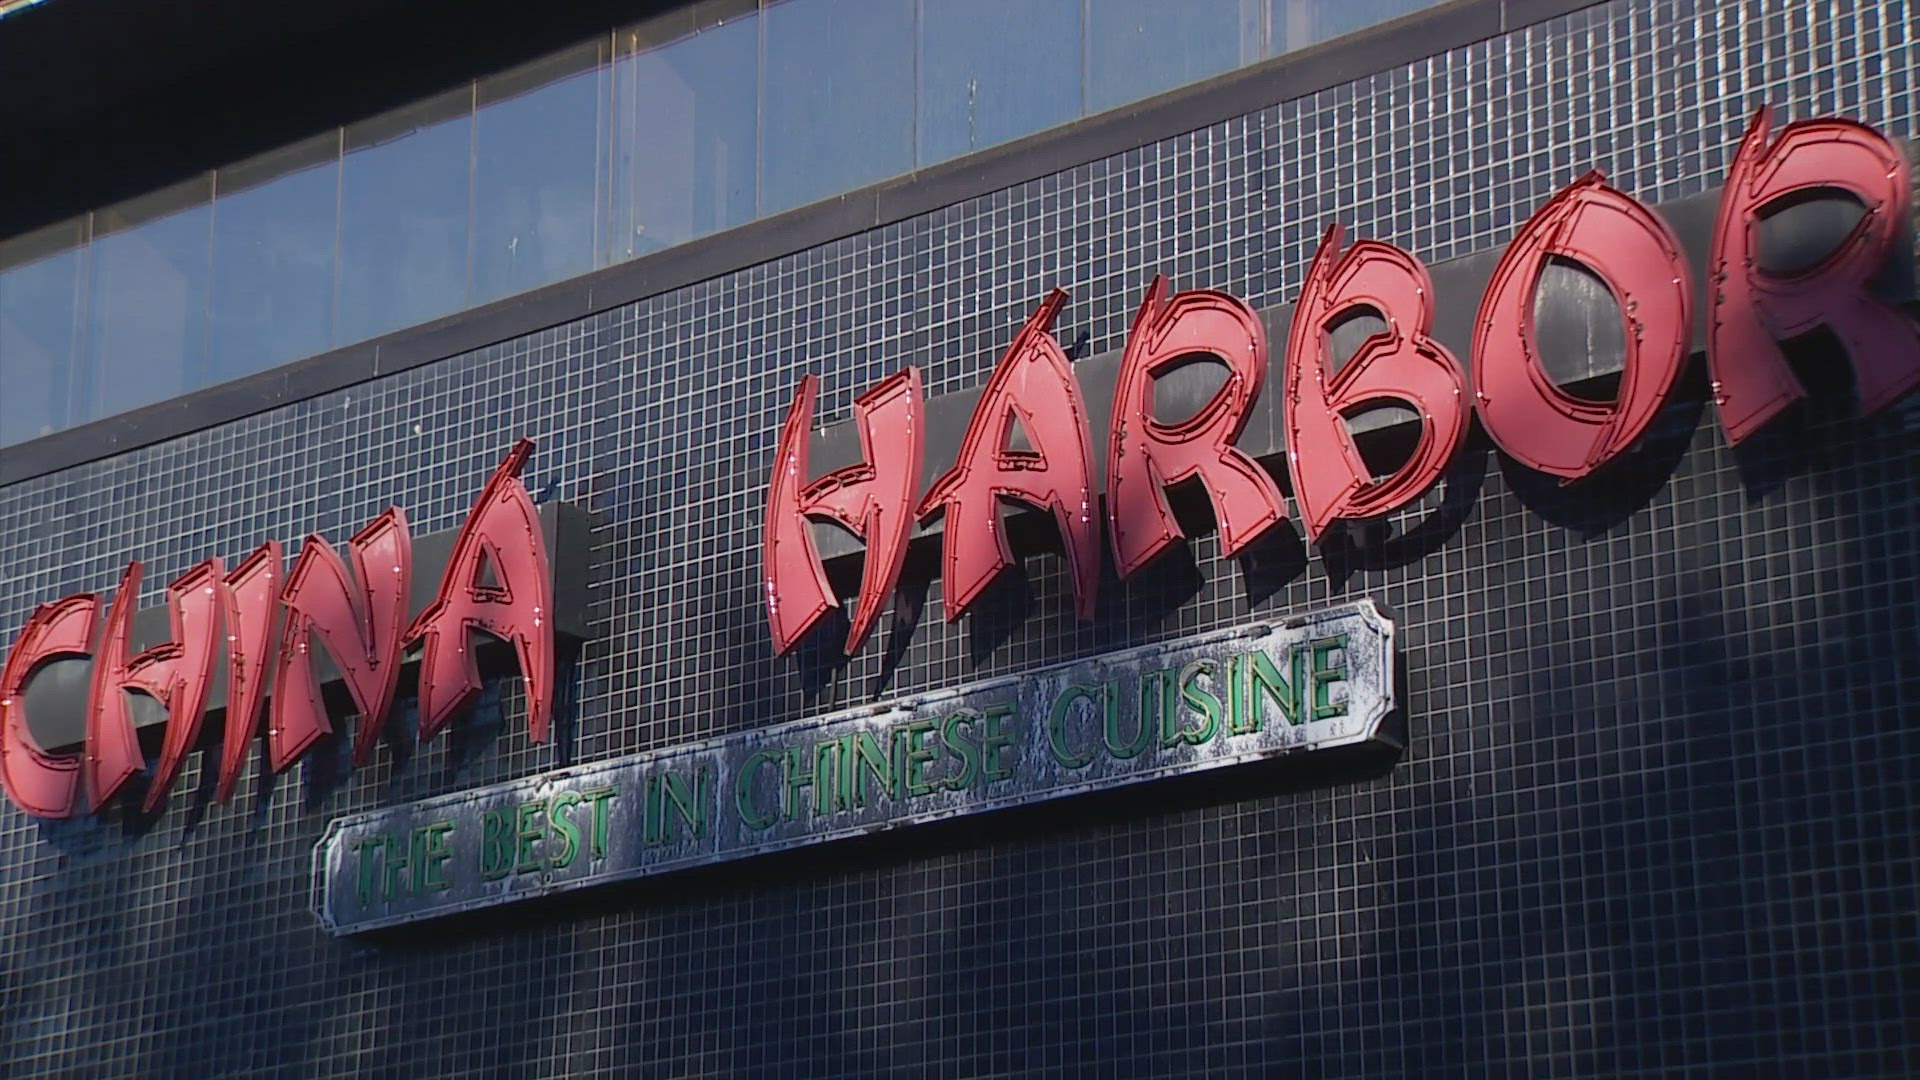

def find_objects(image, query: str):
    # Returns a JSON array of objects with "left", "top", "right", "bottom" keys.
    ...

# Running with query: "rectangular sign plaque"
[{"left": 313, "top": 600, "right": 1397, "bottom": 934}]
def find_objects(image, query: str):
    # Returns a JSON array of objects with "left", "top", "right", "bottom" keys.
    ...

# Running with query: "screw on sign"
[
  {"left": 764, "top": 105, "right": 1920, "bottom": 655},
  {"left": 0, "top": 441, "right": 557, "bottom": 819}
]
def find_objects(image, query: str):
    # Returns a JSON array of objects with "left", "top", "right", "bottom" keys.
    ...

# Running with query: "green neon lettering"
[
  {"left": 1311, "top": 635, "right": 1349, "bottom": 721},
  {"left": 514, "top": 799, "right": 547, "bottom": 875},
  {"left": 580, "top": 787, "right": 618, "bottom": 859},
  {"left": 1104, "top": 676, "right": 1153, "bottom": 759},
  {"left": 1226, "top": 654, "right": 1251, "bottom": 735},
  {"left": 695, "top": 767, "right": 713, "bottom": 837},
  {"left": 382, "top": 830, "right": 410, "bottom": 900},
  {"left": 661, "top": 769, "right": 704, "bottom": 841},
  {"left": 1176, "top": 660, "right": 1221, "bottom": 745},
  {"left": 812, "top": 740, "right": 843, "bottom": 816},
  {"left": 902, "top": 720, "right": 938, "bottom": 798},
  {"left": 1247, "top": 647, "right": 1303, "bottom": 728},
  {"left": 546, "top": 791, "right": 582, "bottom": 870},
  {"left": 981, "top": 704, "right": 1015, "bottom": 782},
  {"left": 782, "top": 746, "right": 813, "bottom": 822},
  {"left": 851, "top": 731, "right": 893, "bottom": 806},
  {"left": 644, "top": 773, "right": 662, "bottom": 846},
  {"left": 841, "top": 734, "right": 856, "bottom": 805},
  {"left": 420, "top": 821, "right": 455, "bottom": 891},
  {"left": 735, "top": 751, "right": 781, "bottom": 830},
  {"left": 1158, "top": 668, "right": 1188, "bottom": 748},
  {"left": 940, "top": 711, "right": 980, "bottom": 791},
  {"left": 355, "top": 836, "right": 383, "bottom": 905},
  {"left": 480, "top": 810, "right": 512, "bottom": 880},
  {"left": 1046, "top": 685, "right": 1098, "bottom": 769}
]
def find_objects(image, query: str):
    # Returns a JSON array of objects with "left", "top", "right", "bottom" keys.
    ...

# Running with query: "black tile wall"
[{"left": 2, "top": 0, "right": 1918, "bottom": 1076}]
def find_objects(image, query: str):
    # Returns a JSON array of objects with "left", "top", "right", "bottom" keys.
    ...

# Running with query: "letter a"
[
  {"left": 918, "top": 290, "right": 1100, "bottom": 621},
  {"left": 407, "top": 440, "right": 555, "bottom": 744}
]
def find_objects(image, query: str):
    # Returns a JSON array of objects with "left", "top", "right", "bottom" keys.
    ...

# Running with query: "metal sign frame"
[{"left": 314, "top": 600, "right": 1397, "bottom": 934}]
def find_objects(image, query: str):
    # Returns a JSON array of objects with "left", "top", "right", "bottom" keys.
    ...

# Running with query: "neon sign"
[
  {"left": 764, "top": 107, "right": 1920, "bottom": 654},
  {"left": 0, "top": 441, "right": 562, "bottom": 819}
]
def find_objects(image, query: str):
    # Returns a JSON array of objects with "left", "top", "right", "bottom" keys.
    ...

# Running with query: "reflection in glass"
[
  {"left": 0, "top": 0, "right": 1467, "bottom": 450},
  {"left": 1086, "top": 0, "right": 1262, "bottom": 115},
  {"left": 86, "top": 189, "right": 212, "bottom": 422},
  {"left": 474, "top": 56, "right": 605, "bottom": 305},
  {"left": 0, "top": 224, "right": 85, "bottom": 446},
  {"left": 338, "top": 100, "right": 473, "bottom": 346},
  {"left": 762, "top": 0, "right": 915, "bottom": 215},
  {"left": 210, "top": 147, "right": 339, "bottom": 383},
  {"left": 1272, "top": 0, "right": 1429, "bottom": 51},
  {"left": 918, "top": 0, "right": 1082, "bottom": 166},
  {"left": 609, "top": 15, "right": 758, "bottom": 261}
]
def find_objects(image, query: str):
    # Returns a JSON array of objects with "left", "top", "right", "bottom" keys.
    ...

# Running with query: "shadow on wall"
[
  {"left": 37, "top": 330, "right": 1892, "bottom": 1076},
  {"left": 640, "top": 339, "right": 1917, "bottom": 1074},
  {"left": 1248, "top": 396, "right": 1920, "bottom": 1072}
]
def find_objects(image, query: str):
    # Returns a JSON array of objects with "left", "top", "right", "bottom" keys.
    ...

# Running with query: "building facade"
[{"left": 1, "top": 0, "right": 1917, "bottom": 1075}]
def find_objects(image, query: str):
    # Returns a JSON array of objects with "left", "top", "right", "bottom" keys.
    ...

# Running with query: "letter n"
[
  {"left": 215, "top": 541, "right": 281, "bottom": 801},
  {"left": 274, "top": 508, "right": 411, "bottom": 771},
  {"left": 407, "top": 440, "right": 555, "bottom": 744},
  {"left": 763, "top": 367, "right": 924, "bottom": 655}
]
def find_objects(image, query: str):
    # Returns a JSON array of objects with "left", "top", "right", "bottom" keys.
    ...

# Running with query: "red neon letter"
[
  {"left": 407, "top": 440, "right": 555, "bottom": 744},
  {"left": 764, "top": 367, "right": 924, "bottom": 655},
  {"left": 86, "top": 564, "right": 148, "bottom": 810},
  {"left": 137, "top": 560, "right": 225, "bottom": 811},
  {"left": 84, "top": 560, "right": 224, "bottom": 812},
  {"left": 1708, "top": 107, "right": 1920, "bottom": 442},
  {"left": 216, "top": 541, "right": 280, "bottom": 802},
  {"left": 1472, "top": 171, "right": 1693, "bottom": 480},
  {"left": 1283, "top": 225, "right": 1469, "bottom": 544},
  {"left": 274, "top": 508, "right": 411, "bottom": 771},
  {"left": 1106, "top": 275, "right": 1284, "bottom": 576},
  {"left": 0, "top": 595, "right": 97, "bottom": 818},
  {"left": 918, "top": 290, "right": 1100, "bottom": 621}
]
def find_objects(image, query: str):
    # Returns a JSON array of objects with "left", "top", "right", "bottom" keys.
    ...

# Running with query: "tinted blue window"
[
  {"left": 0, "top": 0, "right": 1463, "bottom": 449},
  {"left": 1273, "top": 0, "right": 1430, "bottom": 51},
  {"left": 337, "top": 100, "right": 473, "bottom": 346},
  {"left": 918, "top": 0, "right": 1082, "bottom": 166},
  {"left": 473, "top": 55, "right": 605, "bottom": 305},
  {"left": 0, "top": 224, "right": 85, "bottom": 446},
  {"left": 209, "top": 145, "right": 340, "bottom": 383},
  {"left": 1086, "top": 0, "right": 1262, "bottom": 114},
  {"left": 85, "top": 190, "right": 212, "bottom": 422},
  {"left": 762, "top": 0, "right": 915, "bottom": 215},
  {"left": 609, "top": 15, "right": 759, "bottom": 261}
]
